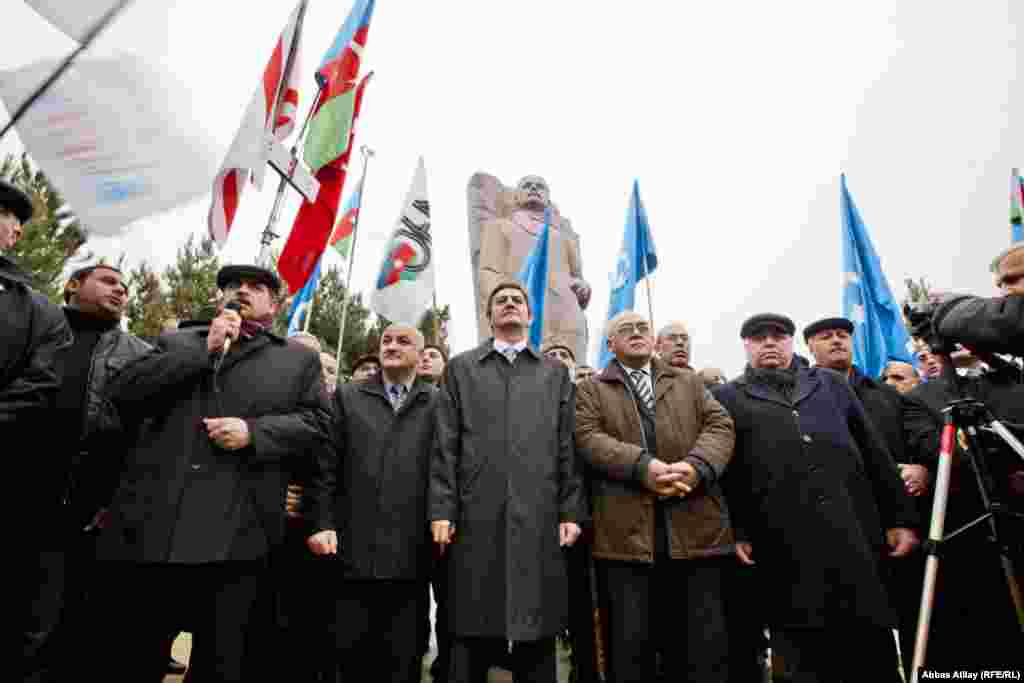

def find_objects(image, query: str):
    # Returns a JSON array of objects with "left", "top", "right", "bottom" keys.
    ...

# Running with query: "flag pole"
[
  {"left": 644, "top": 274, "right": 655, "bottom": 331},
  {"left": 302, "top": 265, "right": 318, "bottom": 332},
  {"left": 1, "top": 0, "right": 135, "bottom": 141},
  {"left": 256, "top": 0, "right": 316, "bottom": 267},
  {"left": 335, "top": 144, "right": 375, "bottom": 365},
  {"left": 432, "top": 292, "right": 440, "bottom": 345}
]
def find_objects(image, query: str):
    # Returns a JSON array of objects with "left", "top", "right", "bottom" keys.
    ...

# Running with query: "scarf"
[{"left": 745, "top": 364, "right": 798, "bottom": 402}]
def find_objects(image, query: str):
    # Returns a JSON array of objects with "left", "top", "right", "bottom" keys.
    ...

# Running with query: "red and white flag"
[{"left": 208, "top": 1, "right": 305, "bottom": 246}]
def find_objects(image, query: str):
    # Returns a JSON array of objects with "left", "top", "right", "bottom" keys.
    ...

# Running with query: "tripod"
[{"left": 910, "top": 371, "right": 1024, "bottom": 681}]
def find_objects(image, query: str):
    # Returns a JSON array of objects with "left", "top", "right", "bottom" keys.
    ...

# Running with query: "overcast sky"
[{"left": 2, "top": 1, "right": 1021, "bottom": 373}]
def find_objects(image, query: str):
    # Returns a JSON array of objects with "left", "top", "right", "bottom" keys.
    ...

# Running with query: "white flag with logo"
[
  {"left": 370, "top": 158, "right": 435, "bottom": 326},
  {"left": 0, "top": 54, "right": 220, "bottom": 236}
]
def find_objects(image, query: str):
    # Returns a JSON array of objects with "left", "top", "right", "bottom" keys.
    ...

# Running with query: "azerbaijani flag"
[
  {"left": 277, "top": 0, "right": 375, "bottom": 294},
  {"left": 303, "top": 0, "right": 375, "bottom": 174},
  {"left": 1012, "top": 168, "right": 1024, "bottom": 243},
  {"left": 330, "top": 177, "right": 363, "bottom": 259}
]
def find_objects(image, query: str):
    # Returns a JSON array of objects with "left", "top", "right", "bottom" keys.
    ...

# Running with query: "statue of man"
[{"left": 477, "top": 175, "right": 591, "bottom": 360}]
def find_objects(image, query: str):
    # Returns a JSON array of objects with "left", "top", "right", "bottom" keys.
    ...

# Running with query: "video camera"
[{"left": 902, "top": 301, "right": 951, "bottom": 355}]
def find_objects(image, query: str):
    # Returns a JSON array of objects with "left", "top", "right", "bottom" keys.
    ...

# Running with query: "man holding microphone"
[{"left": 96, "top": 264, "right": 332, "bottom": 682}]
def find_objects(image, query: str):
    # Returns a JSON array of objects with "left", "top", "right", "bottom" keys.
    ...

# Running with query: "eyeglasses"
[{"left": 615, "top": 322, "right": 651, "bottom": 336}]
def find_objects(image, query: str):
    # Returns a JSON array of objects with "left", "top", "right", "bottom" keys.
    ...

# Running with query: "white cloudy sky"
[{"left": 1, "top": 1, "right": 1021, "bottom": 373}]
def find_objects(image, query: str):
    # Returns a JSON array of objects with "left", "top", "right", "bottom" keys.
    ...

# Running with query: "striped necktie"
[{"left": 631, "top": 369, "right": 654, "bottom": 412}]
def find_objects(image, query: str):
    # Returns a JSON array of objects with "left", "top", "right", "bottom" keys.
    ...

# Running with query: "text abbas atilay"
[{"left": 918, "top": 671, "right": 1022, "bottom": 680}]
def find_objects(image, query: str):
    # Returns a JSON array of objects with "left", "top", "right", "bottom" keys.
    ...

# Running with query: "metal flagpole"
[
  {"left": 1, "top": 0, "right": 135, "bottom": 141},
  {"left": 644, "top": 274, "right": 655, "bottom": 331},
  {"left": 431, "top": 292, "right": 440, "bottom": 345},
  {"left": 335, "top": 144, "right": 375, "bottom": 365},
  {"left": 256, "top": 0, "right": 315, "bottom": 266},
  {"left": 302, "top": 271, "right": 317, "bottom": 332},
  {"left": 256, "top": 85, "right": 321, "bottom": 267}
]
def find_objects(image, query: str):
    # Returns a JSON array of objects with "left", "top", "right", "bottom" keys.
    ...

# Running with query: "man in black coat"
[
  {"left": 906, "top": 363, "right": 1024, "bottom": 669},
  {"left": 713, "top": 313, "right": 918, "bottom": 683},
  {"left": 4, "top": 179, "right": 74, "bottom": 675},
  {"left": 803, "top": 316, "right": 933, "bottom": 678},
  {"left": 928, "top": 242, "right": 1024, "bottom": 356},
  {"left": 307, "top": 323, "right": 438, "bottom": 683},
  {"left": 27, "top": 264, "right": 154, "bottom": 680},
  {"left": 431, "top": 281, "right": 583, "bottom": 683},
  {"left": 96, "top": 264, "right": 331, "bottom": 682}
]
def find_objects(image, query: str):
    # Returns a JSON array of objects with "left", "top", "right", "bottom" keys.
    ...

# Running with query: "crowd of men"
[{"left": 7, "top": 174, "right": 1024, "bottom": 682}]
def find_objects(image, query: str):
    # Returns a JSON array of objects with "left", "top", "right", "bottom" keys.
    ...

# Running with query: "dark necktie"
[{"left": 389, "top": 384, "right": 406, "bottom": 412}]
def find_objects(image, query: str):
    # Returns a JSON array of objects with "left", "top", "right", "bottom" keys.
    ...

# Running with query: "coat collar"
[
  {"left": 357, "top": 372, "right": 432, "bottom": 415},
  {"left": 736, "top": 365, "right": 823, "bottom": 408},
  {"left": 598, "top": 356, "right": 679, "bottom": 408},
  {"left": 196, "top": 325, "right": 284, "bottom": 375},
  {"left": 473, "top": 337, "right": 540, "bottom": 364},
  {"left": 0, "top": 253, "right": 33, "bottom": 289}
]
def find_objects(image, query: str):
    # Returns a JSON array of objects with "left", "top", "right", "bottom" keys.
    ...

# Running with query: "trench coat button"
[
  {"left": 818, "top": 495, "right": 827, "bottom": 504},
  {"left": 792, "top": 410, "right": 799, "bottom": 417},
  {"left": 809, "top": 464, "right": 819, "bottom": 472},
  {"left": 802, "top": 435, "right": 812, "bottom": 443},
  {"left": 191, "top": 464, "right": 202, "bottom": 471}
]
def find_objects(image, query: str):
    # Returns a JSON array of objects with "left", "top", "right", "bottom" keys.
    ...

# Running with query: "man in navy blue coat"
[{"left": 713, "top": 313, "right": 918, "bottom": 683}]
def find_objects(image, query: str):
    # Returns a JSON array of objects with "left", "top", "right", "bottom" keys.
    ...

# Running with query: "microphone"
[{"left": 219, "top": 301, "right": 243, "bottom": 363}]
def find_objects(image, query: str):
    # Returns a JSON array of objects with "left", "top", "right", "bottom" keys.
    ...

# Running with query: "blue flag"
[
  {"left": 840, "top": 174, "right": 913, "bottom": 378},
  {"left": 516, "top": 208, "right": 552, "bottom": 349},
  {"left": 598, "top": 180, "right": 659, "bottom": 369},
  {"left": 287, "top": 257, "right": 322, "bottom": 336}
]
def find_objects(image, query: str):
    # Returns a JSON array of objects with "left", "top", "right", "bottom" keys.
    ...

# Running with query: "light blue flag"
[
  {"left": 287, "top": 257, "right": 322, "bottom": 336},
  {"left": 841, "top": 174, "right": 914, "bottom": 378},
  {"left": 598, "top": 180, "right": 659, "bottom": 369},
  {"left": 516, "top": 208, "right": 552, "bottom": 349}
]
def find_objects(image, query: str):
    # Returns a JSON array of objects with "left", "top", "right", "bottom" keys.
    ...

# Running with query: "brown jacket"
[{"left": 575, "top": 357, "right": 736, "bottom": 562}]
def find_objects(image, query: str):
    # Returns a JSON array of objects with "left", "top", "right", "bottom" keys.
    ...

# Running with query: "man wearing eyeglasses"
[
  {"left": 432, "top": 281, "right": 583, "bottom": 683},
  {"left": 575, "top": 310, "right": 736, "bottom": 682}
]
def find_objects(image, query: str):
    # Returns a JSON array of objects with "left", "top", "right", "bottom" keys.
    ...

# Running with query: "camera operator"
[
  {"left": 929, "top": 243, "right": 1024, "bottom": 357},
  {"left": 900, "top": 254, "right": 1024, "bottom": 669}
]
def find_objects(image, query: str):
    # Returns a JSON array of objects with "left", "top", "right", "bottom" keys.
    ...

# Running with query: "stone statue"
[{"left": 467, "top": 173, "right": 591, "bottom": 360}]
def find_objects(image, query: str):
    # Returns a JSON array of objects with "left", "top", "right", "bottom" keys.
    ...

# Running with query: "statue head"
[{"left": 515, "top": 175, "right": 551, "bottom": 212}]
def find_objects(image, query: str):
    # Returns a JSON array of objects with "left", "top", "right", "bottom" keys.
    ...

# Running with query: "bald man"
[
  {"left": 882, "top": 361, "right": 919, "bottom": 395},
  {"left": 307, "top": 324, "right": 439, "bottom": 683},
  {"left": 656, "top": 320, "right": 693, "bottom": 370}
]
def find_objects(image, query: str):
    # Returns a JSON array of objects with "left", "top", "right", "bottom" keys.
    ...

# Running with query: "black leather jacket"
[
  {"left": 0, "top": 254, "right": 70, "bottom": 434},
  {"left": 76, "top": 320, "right": 152, "bottom": 444}
]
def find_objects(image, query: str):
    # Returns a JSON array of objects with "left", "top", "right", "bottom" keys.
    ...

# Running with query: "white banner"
[
  {"left": 24, "top": 0, "right": 117, "bottom": 41},
  {"left": 0, "top": 54, "right": 220, "bottom": 236}
]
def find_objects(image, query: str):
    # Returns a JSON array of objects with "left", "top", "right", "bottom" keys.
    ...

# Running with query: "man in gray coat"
[{"left": 431, "top": 281, "right": 583, "bottom": 683}]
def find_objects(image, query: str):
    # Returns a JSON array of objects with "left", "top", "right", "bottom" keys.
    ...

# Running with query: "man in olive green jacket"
[{"left": 575, "top": 311, "right": 736, "bottom": 683}]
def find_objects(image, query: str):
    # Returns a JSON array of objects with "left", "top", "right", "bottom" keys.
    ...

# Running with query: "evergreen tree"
[
  {"left": 293, "top": 267, "right": 374, "bottom": 372},
  {"left": 1, "top": 153, "right": 88, "bottom": 301},
  {"left": 125, "top": 233, "right": 220, "bottom": 338}
]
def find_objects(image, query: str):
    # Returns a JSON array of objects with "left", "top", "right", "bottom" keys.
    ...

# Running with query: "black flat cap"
[
  {"left": 740, "top": 313, "right": 796, "bottom": 339},
  {"left": 803, "top": 316, "right": 854, "bottom": 342},
  {"left": 0, "top": 179, "right": 33, "bottom": 224},
  {"left": 216, "top": 264, "right": 282, "bottom": 295}
]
